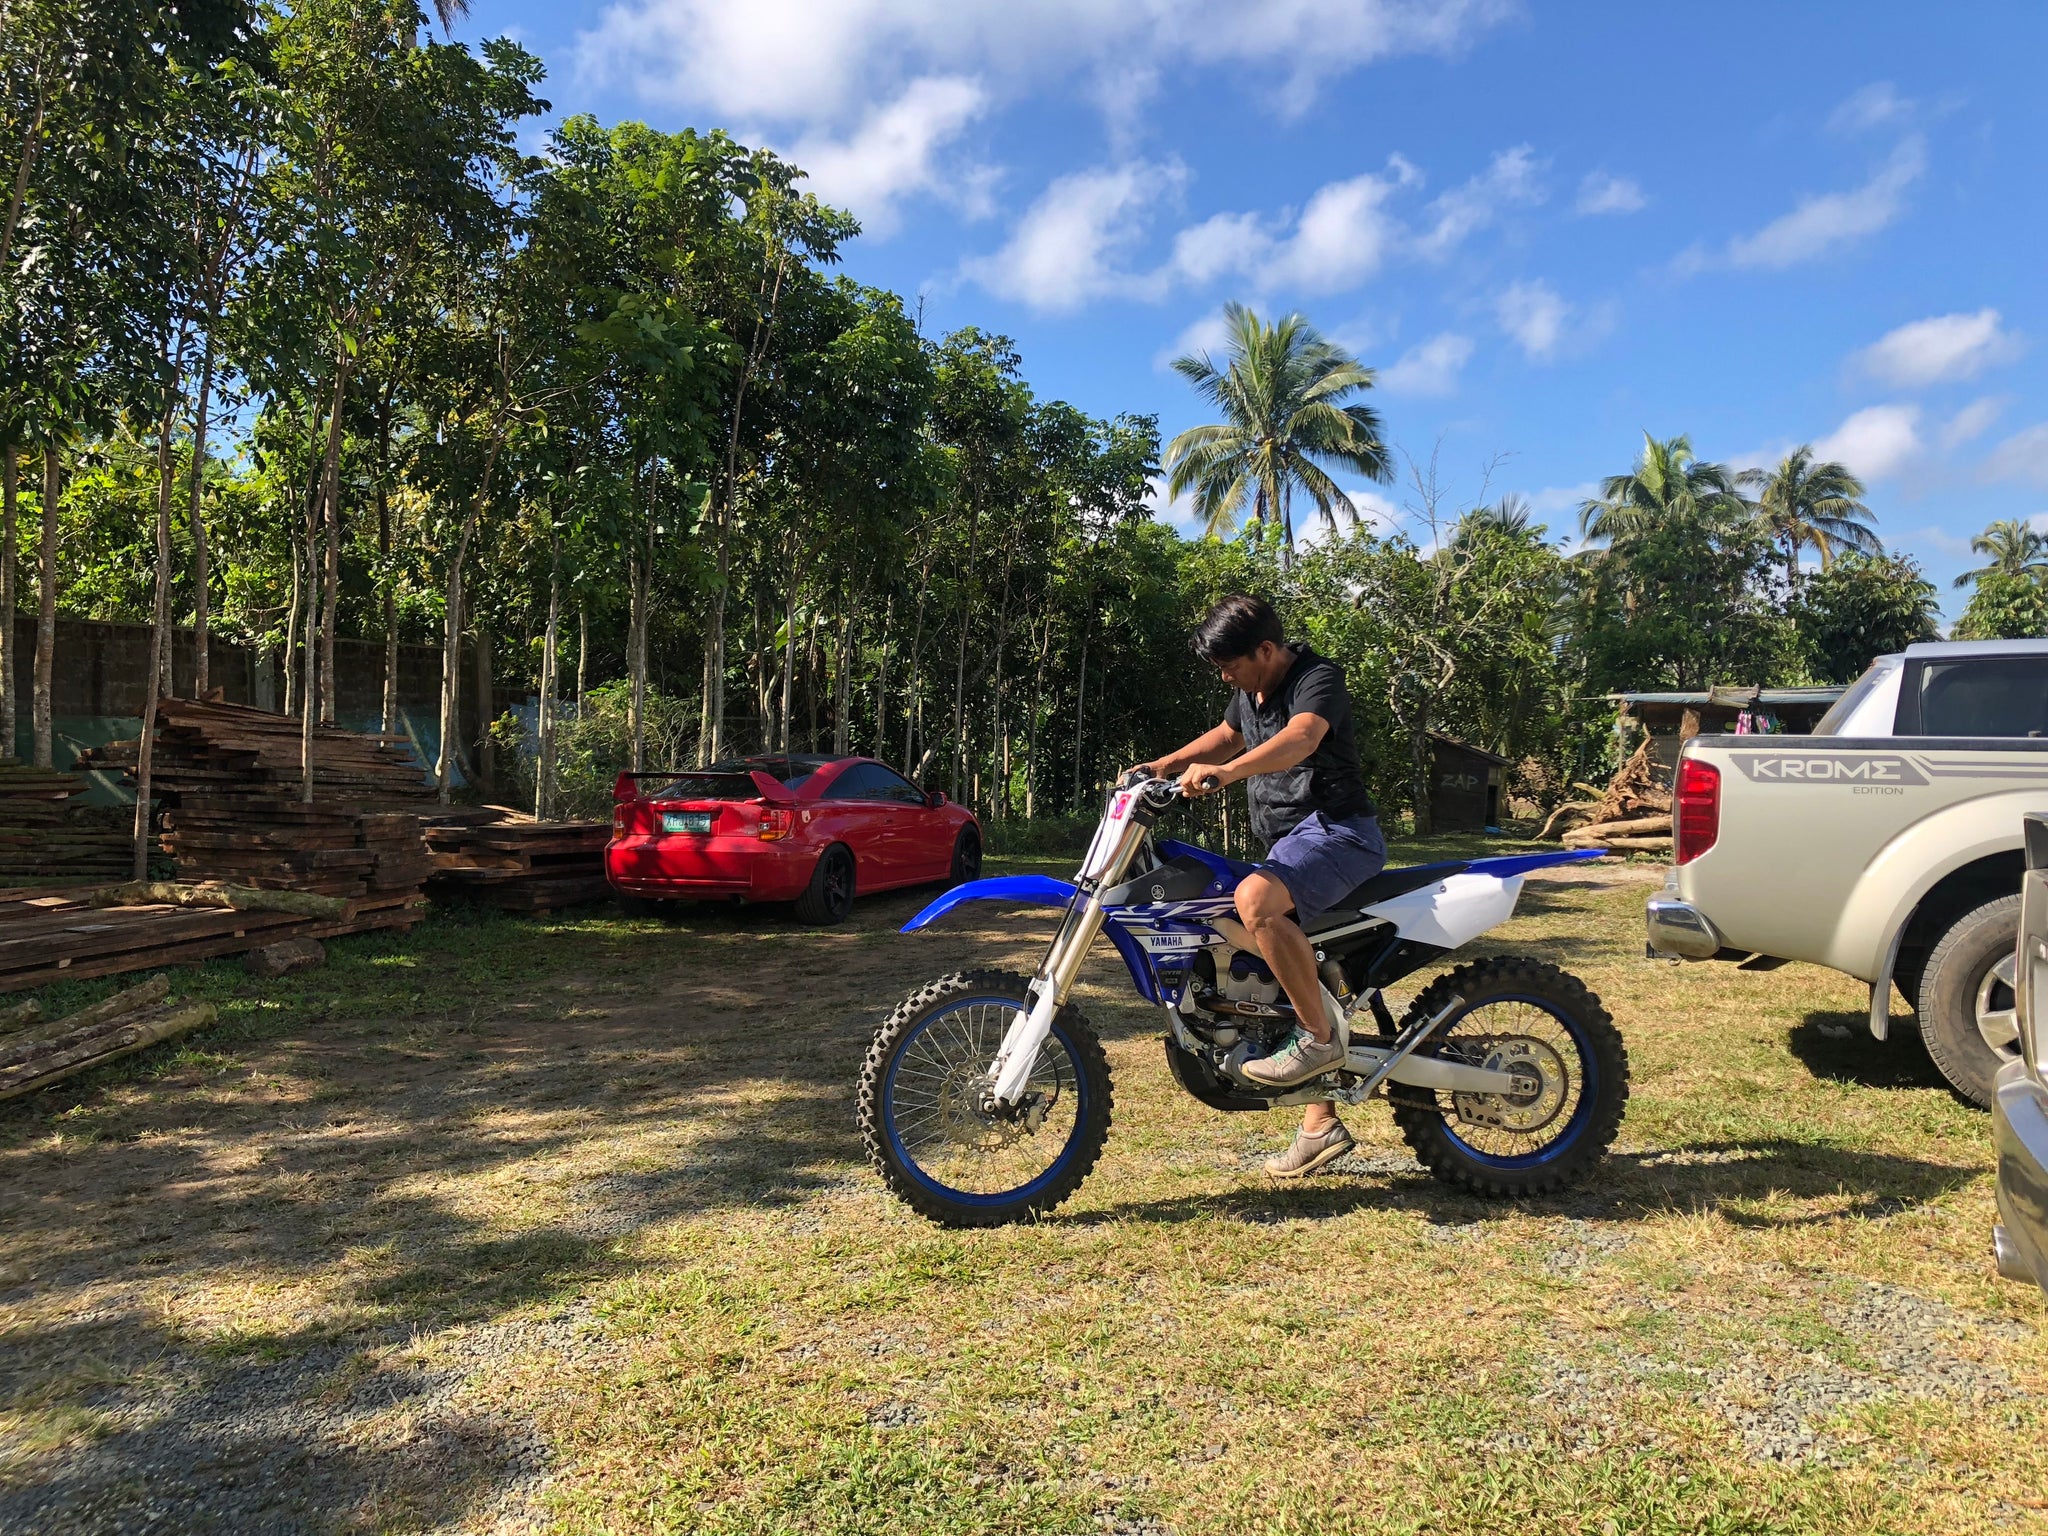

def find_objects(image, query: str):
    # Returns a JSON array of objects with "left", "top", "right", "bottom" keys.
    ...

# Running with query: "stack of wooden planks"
[
  {"left": 0, "top": 761, "right": 133, "bottom": 882},
  {"left": 0, "top": 975, "right": 215, "bottom": 1099},
  {"left": 423, "top": 811, "right": 612, "bottom": 912},
  {"left": 0, "top": 885, "right": 423, "bottom": 994},
  {"left": 82, "top": 697, "right": 438, "bottom": 808},
  {"left": 81, "top": 698, "right": 436, "bottom": 904}
]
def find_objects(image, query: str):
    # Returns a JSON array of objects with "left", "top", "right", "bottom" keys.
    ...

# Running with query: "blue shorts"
[{"left": 1258, "top": 812, "right": 1387, "bottom": 926}]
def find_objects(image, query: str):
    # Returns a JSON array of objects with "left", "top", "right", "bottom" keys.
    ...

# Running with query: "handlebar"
[{"left": 1119, "top": 771, "right": 1222, "bottom": 802}]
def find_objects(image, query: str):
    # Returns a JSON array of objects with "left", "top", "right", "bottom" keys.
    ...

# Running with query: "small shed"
[
  {"left": 1427, "top": 731, "right": 1511, "bottom": 831},
  {"left": 1608, "top": 684, "right": 1846, "bottom": 786}
]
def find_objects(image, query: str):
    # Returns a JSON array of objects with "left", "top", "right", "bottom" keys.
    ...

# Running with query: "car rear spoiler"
[{"left": 612, "top": 770, "right": 793, "bottom": 804}]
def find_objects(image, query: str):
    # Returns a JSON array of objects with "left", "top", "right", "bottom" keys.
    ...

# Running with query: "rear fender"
[{"left": 900, "top": 875, "right": 1162, "bottom": 1003}]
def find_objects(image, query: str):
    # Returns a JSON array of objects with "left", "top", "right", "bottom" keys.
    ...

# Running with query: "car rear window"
[{"left": 640, "top": 773, "right": 761, "bottom": 802}]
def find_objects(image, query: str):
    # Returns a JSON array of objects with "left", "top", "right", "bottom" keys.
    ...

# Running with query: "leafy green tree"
[
  {"left": 1740, "top": 445, "right": 1877, "bottom": 591},
  {"left": 1955, "top": 570, "right": 2048, "bottom": 641},
  {"left": 1163, "top": 301, "right": 1392, "bottom": 561},
  {"left": 1952, "top": 518, "right": 2048, "bottom": 590},
  {"left": 1793, "top": 552, "right": 1940, "bottom": 680},
  {"left": 1579, "top": 433, "right": 1749, "bottom": 553}
]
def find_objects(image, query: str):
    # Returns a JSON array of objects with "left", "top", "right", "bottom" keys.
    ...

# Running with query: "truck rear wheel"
[{"left": 1917, "top": 893, "right": 2023, "bottom": 1108}]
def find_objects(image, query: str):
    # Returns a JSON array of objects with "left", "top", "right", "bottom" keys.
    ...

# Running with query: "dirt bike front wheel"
[{"left": 857, "top": 969, "right": 1113, "bottom": 1228}]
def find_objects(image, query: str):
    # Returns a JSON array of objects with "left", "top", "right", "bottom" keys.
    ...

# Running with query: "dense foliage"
[{"left": 0, "top": 1, "right": 1992, "bottom": 848}]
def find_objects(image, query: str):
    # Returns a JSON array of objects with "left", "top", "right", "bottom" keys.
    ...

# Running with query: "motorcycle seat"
[{"left": 1301, "top": 861, "right": 1469, "bottom": 935}]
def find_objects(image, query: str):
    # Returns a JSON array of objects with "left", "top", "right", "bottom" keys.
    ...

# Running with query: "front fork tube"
[{"left": 988, "top": 897, "right": 1107, "bottom": 1103}]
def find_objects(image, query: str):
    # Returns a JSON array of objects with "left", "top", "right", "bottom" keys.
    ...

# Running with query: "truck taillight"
[
  {"left": 1675, "top": 757, "right": 1719, "bottom": 865},
  {"left": 758, "top": 807, "right": 794, "bottom": 842}
]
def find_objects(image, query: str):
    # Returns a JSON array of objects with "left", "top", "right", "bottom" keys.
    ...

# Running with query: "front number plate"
[{"left": 662, "top": 811, "right": 715, "bottom": 834}]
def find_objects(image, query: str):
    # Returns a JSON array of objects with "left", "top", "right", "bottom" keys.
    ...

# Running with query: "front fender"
[
  {"left": 901, "top": 875, "right": 1079, "bottom": 932},
  {"left": 899, "top": 875, "right": 1162, "bottom": 1004}
]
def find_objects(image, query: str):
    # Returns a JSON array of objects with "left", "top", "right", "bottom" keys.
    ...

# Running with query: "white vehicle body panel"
[{"left": 1365, "top": 872, "right": 1524, "bottom": 950}]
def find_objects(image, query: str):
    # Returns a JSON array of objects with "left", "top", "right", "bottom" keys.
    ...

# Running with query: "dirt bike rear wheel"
[
  {"left": 1390, "top": 956, "right": 1628, "bottom": 1198},
  {"left": 858, "top": 969, "right": 1112, "bottom": 1228}
]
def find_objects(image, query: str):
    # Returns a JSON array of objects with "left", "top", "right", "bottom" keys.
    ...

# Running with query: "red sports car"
[{"left": 606, "top": 754, "right": 983, "bottom": 924}]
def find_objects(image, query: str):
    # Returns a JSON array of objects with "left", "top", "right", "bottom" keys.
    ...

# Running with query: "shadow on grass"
[
  {"left": 1066, "top": 1138, "right": 1979, "bottom": 1232},
  {"left": 1785, "top": 1008, "right": 1957, "bottom": 1094}
]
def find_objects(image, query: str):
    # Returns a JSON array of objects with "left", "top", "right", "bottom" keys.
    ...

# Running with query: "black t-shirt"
[{"left": 1223, "top": 643, "right": 1376, "bottom": 847}]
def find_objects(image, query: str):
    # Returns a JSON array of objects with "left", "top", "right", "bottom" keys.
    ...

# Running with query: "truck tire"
[{"left": 1916, "top": 893, "right": 2024, "bottom": 1108}]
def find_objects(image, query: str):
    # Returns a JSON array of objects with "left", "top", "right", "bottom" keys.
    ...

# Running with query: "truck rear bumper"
[{"left": 1645, "top": 895, "right": 1725, "bottom": 960}]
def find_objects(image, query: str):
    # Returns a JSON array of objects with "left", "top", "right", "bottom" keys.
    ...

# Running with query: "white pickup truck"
[{"left": 1646, "top": 639, "right": 2048, "bottom": 1106}]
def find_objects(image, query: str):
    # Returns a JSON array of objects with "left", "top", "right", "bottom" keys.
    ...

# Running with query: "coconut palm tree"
[
  {"left": 1953, "top": 519, "right": 2048, "bottom": 589},
  {"left": 1739, "top": 446, "right": 1877, "bottom": 591},
  {"left": 431, "top": 0, "right": 470, "bottom": 27},
  {"left": 1163, "top": 303, "right": 1392, "bottom": 562},
  {"left": 1578, "top": 432, "right": 1749, "bottom": 551}
]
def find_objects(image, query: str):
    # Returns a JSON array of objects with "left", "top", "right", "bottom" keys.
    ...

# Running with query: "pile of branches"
[
  {"left": 0, "top": 976, "right": 215, "bottom": 1101},
  {"left": 1537, "top": 737, "right": 1673, "bottom": 852}
]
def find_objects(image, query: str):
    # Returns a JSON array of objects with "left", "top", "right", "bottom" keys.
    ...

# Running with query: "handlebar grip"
[{"left": 1195, "top": 775, "right": 1221, "bottom": 792}]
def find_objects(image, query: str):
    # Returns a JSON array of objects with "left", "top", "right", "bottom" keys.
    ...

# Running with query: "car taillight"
[
  {"left": 1674, "top": 757, "right": 1719, "bottom": 865},
  {"left": 758, "top": 807, "right": 794, "bottom": 842}
]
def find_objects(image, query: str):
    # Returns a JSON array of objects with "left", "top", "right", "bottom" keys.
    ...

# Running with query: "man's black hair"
[{"left": 1192, "top": 594, "right": 1285, "bottom": 663}]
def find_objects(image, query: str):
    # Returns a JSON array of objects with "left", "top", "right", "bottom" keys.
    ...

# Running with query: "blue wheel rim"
[
  {"left": 1430, "top": 992, "right": 1598, "bottom": 1169},
  {"left": 881, "top": 995, "right": 1089, "bottom": 1207}
]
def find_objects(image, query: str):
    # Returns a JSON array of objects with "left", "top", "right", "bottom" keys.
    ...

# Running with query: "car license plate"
[{"left": 662, "top": 811, "right": 714, "bottom": 834}]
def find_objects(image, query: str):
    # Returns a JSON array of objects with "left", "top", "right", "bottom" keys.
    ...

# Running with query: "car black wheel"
[
  {"left": 949, "top": 824, "right": 983, "bottom": 885},
  {"left": 1917, "top": 893, "right": 2021, "bottom": 1109},
  {"left": 795, "top": 844, "right": 856, "bottom": 925}
]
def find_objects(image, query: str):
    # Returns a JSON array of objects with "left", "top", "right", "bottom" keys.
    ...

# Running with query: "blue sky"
[{"left": 455, "top": 0, "right": 2048, "bottom": 615}]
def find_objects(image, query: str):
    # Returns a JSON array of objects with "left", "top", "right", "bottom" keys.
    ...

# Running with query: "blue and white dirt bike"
[{"left": 857, "top": 774, "right": 1630, "bottom": 1228}]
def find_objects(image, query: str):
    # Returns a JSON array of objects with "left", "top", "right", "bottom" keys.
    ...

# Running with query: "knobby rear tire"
[
  {"left": 857, "top": 969, "right": 1113, "bottom": 1228},
  {"left": 1390, "top": 956, "right": 1629, "bottom": 1199}
]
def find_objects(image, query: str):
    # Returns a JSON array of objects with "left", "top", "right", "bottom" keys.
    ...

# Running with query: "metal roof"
[{"left": 1605, "top": 688, "right": 1845, "bottom": 706}]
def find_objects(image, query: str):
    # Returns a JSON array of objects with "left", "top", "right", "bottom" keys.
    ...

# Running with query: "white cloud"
[
  {"left": 1259, "top": 160, "right": 1419, "bottom": 289},
  {"left": 1814, "top": 404, "right": 1923, "bottom": 481},
  {"left": 1986, "top": 423, "right": 2048, "bottom": 489},
  {"left": 1722, "top": 137, "right": 1925, "bottom": 269},
  {"left": 1412, "top": 145, "right": 1545, "bottom": 259},
  {"left": 1941, "top": 396, "right": 2006, "bottom": 451},
  {"left": 1378, "top": 332, "right": 1473, "bottom": 396},
  {"left": 1829, "top": 82, "right": 1913, "bottom": 135},
  {"left": 786, "top": 77, "right": 991, "bottom": 236},
  {"left": 961, "top": 159, "right": 1185, "bottom": 311},
  {"left": 1575, "top": 170, "right": 1644, "bottom": 215},
  {"left": 967, "top": 145, "right": 1535, "bottom": 313},
  {"left": 577, "top": 0, "right": 1516, "bottom": 128},
  {"left": 1154, "top": 309, "right": 1235, "bottom": 371},
  {"left": 1854, "top": 308, "right": 2022, "bottom": 387},
  {"left": 1494, "top": 279, "right": 1568, "bottom": 360}
]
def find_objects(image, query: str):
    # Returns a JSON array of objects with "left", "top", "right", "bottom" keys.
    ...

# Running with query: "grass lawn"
[{"left": 1, "top": 836, "right": 2043, "bottom": 1534}]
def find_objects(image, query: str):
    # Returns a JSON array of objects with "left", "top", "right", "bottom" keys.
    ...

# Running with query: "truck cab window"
[{"left": 1914, "top": 658, "right": 2048, "bottom": 737}]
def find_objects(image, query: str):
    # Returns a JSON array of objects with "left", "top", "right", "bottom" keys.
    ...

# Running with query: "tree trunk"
[
  {"left": 537, "top": 530, "right": 560, "bottom": 820},
  {"left": 832, "top": 608, "right": 852, "bottom": 755},
  {"left": 283, "top": 526, "right": 300, "bottom": 717},
  {"left": 186, "top": 333, "right": 216, "bottom": 698},
  {"left": 1407, "top": 726, "right": 1431, "bottom": 836},
  {"left": 435, "top": 437, "right": 503, "bottom": 801},
  {"left": 576, "top": 600, "right": 588, "bottom": 714},
  {"left": 950, "top": 496, "right": 982, "bottom": 803},
  {"left": 873, "top": 591, "right": 894, "bottom": 761},
  {"left": 778, "top": 580, "right": 797, "bottom": 757},
  {"left": 316, "top": 363, "right": 349, "bottom": 724},
  {"left": 377, "top": 379, "right": 399, "bottom": 734},
  {"left": 627, "top": 551, "right": 647, "bottom": 772},
  {"left": 1, "top": 445, "right": 15, "bottom": 758},
  {"left": 472, "top": 624, "right": 493, "bottom": 792},
  {"left": 299, "top": 533, "right": 318, "bottom": 801},
  {"left": 1026, "top": 611, "right": 1051, "bottom": 820},
  {"left": 1072, "top": 607, "right": 1089, "bottom": 810},
  {"left": 134, "top": 400, "right": 181, "bottom": 878},
  {"left": 31, "top": 450, "right": 57, "bottom": 768}
]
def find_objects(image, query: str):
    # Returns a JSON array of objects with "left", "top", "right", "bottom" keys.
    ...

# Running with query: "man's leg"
[{"left": 1235, "top": 871, "right": 1346, "bottom": 1090}]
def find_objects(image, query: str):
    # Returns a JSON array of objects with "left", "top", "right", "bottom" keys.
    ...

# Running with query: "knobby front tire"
[{"left": 857, "top": 969, "right": 1113, "bottom": 1228}]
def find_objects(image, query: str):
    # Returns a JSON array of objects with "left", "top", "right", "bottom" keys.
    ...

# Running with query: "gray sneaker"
[
  {"left": 1263, "top": 1120, "right": 1355, "bottom": 1178},
  {"left": 1240, "top": 1027, "right": 1346, "bottom": 1088}
]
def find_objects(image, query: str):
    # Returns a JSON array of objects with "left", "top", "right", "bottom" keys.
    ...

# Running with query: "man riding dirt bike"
[
  {"left": 1129, "top": 594, "right": 1387, "bottom": 1177},
  {"left": 857, "top": 596, "right": 1629, "bottom": 1229}
]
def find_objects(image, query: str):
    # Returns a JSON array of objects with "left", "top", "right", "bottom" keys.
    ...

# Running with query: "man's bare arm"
[
  {"left": 1132, "top": 721, "right": 1243, "bottom": 781},
  {"left": 1177, "top": 713, "right": 1328, "bottom": 796}
]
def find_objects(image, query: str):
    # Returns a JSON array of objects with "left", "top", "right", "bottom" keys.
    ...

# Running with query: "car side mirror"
[{"left": 927, "top": 790, "right": 948, "bottom": 809}]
